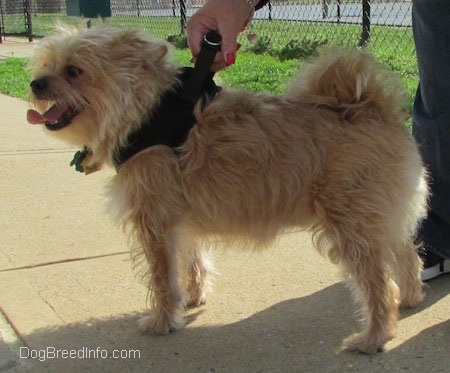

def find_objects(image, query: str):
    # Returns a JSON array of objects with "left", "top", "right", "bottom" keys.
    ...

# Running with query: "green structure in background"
[{"left": 66, "top": 0, "right": 111, "bottom": 18}]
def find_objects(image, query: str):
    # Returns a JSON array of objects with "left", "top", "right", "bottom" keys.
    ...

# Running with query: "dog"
[{"left": 27, "top": 25, "right": 428, "bottom": 354}]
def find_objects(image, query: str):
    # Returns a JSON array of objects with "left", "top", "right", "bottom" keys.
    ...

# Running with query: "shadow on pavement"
[{"left": 12, "top": 277, "right": 449, "bottom": 372}]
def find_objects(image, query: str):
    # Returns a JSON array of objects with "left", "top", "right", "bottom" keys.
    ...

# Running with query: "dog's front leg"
[
  {"left": 109, "top": 146, "right": 187, "bottom": 335},
  {"left": 136, "top": 227, "right": 185, "bottom": 335}
]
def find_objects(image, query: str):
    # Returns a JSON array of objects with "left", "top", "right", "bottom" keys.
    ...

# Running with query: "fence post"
[
  {"left": 179, "top": 0, "right": 186, "bottom": 35},
  {"left": 359, "top": 0, "right": 370, "bottom": 46},
  {"left": 322, "top": 0, "right": 328, "bottom": 19},
  {"left": 0, "top": 0, "right": 3, "bottom": 43},
  {"left": 24, "top": 0, "right": 32, "bottom": 42}
]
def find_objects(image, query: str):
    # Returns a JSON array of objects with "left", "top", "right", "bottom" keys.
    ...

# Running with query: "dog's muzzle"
[{"left": 28, "top": 77, "right": 81, "bottom": 131}]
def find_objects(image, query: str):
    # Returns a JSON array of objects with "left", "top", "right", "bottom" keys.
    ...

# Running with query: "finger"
[
  {"left": 186, "top": 10, "right": 221, "bottom": 58},
  {"left": 186, "top": 26, "right": 207, "bottom": 58},
  {"left": 213, "top": 15, "right": 244, "bottom": 66}
]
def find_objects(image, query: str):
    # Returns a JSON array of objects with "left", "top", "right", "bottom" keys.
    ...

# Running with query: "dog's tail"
[{"left": 285, "top": 48, "right": 406, "bottom": 121}]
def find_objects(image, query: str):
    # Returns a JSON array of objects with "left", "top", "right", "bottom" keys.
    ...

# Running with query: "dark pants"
[{"left": 412, "top": 0, "right": 450, "bottom": 258}]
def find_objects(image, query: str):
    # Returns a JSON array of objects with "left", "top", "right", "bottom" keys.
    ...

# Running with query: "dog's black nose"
[{"left": 30, "top": 77, "right": 49, "bottom": 96}]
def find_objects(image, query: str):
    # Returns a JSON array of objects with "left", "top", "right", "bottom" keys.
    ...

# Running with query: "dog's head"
[{"left": 27, "top": 24, "right": 176, "bottom": 148}]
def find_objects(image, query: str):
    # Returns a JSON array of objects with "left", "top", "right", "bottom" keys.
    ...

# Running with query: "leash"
[{"left": 181, "top": 31, "right": 222, "bottom": 102}]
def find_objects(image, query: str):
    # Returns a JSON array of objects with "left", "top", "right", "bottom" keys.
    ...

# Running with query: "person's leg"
[{"left": 412, "top": 0, "right": 450, "bottom": 263}]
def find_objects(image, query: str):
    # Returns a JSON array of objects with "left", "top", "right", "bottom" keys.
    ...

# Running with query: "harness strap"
[{"left": 112, "top": 68, "right": 220, "bottom": 167}]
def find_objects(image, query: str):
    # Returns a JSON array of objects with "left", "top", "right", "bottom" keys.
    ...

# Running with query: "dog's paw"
[
  {"left": 400, "top": 287, "right": 424, "bottom": 308},
  {"left": 138, "top": 309, "right": 185, "bottom": 335},
  {"left": 186, "top": 292, "right": 207, "bottom": 308},
  {"left": 341, "top": 331, "right": 392, "bottom": 354},
  {"left": 186, "top": 285, "right": 207, "bottom": 308}
]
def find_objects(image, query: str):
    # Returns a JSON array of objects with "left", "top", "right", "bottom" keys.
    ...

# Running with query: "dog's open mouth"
[{"left": 27, "top": 104, "right": 80, "bottom": 131}]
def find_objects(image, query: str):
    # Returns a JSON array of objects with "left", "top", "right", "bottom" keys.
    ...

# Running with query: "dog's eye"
[{"left": 66, "top": 65, "right": 83, "bottom": 78}]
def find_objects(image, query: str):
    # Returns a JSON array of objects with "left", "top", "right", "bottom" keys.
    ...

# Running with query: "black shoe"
[{"left": 419, "top": 248, "right": 450, "bottom": 281}]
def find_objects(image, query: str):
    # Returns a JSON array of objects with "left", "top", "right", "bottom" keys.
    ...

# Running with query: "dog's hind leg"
[
  {"left": 316, "top": 222, "right": 400, "bottom": 354},
  {"left": 391, "top": 240, "right": 424, "bottom": 308},
  {"left": 337, "top": 234, "right": 400, "bottom": 354}
]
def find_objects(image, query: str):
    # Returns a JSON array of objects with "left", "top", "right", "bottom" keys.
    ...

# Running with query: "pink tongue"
[
  {"left": 27, "top": 105, "right": 66, "bottom": 125},
  {"left": 27, "top": 109, "right": 46, "bottom": 125}
]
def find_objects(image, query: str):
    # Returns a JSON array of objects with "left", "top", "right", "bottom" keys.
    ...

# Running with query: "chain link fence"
[{"left": 0, "top": 0, "right": 414, "bottom": 58}]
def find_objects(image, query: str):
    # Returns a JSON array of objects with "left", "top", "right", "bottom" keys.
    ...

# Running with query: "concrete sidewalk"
[{"left": 0, "top": 43, "right": 449, "bottom": 372}]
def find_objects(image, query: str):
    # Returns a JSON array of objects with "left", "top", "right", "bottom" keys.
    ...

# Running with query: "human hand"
[{"left": 186, "top": 0, "right": 254, "bottom": 71}]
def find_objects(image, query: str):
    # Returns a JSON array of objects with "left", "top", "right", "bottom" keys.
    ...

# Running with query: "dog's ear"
[
  {"left": 145, "top": 43, "right": 170, "bottom": 65},
  {"left": 151, "top": 44, "right": 169, "bottom": 63},
  {"left": 108, "top": 29, "right": 171, "bottom": 65},
  {"left": 54, "top": 20, "right": 79, "bottom": 36}
]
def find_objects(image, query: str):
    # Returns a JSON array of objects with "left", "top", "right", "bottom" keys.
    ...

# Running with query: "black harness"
[{"left": 112, "top": 67, "right": 220, "bottom": 167}]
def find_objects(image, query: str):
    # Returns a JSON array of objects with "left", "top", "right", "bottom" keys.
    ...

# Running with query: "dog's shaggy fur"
[{"left": 28, "top": 26, "right": 428, "bottom": 354}]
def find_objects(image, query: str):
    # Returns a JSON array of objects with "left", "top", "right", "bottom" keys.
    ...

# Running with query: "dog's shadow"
[{"left": 13, "top": 277, "right": 449, "bottom": 372}]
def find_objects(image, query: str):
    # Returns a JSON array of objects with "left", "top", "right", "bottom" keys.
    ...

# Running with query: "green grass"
[
  {"left": 0, "top": 50, "right": 299, "bottom": 100},
  {"left": 7, "top": 14, "right": 415, "bottom": 56},
  {"left": 1, "top": 49, "right": 417, "bottom": 108},
  {"left": 219, "top": 53, "right": 300, "bottom": 93},
  {"left": 0, "top": 58, "right": 30, "bottom": 99},
  {"left": 4, "top": 14, "right": 181, "bottom": 38}
]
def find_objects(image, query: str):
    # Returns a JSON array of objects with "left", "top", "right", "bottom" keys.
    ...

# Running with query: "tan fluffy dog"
[{"left": 27, "top": 26, "right": 428, "bottom": 354}]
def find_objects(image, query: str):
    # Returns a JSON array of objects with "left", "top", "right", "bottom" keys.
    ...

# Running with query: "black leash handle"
[
  {"left": 197, "top": 31, "right": 222, "bottom": 72},
  {"left": 182, "top": 31, "right": 222, "bottom": 101}
]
